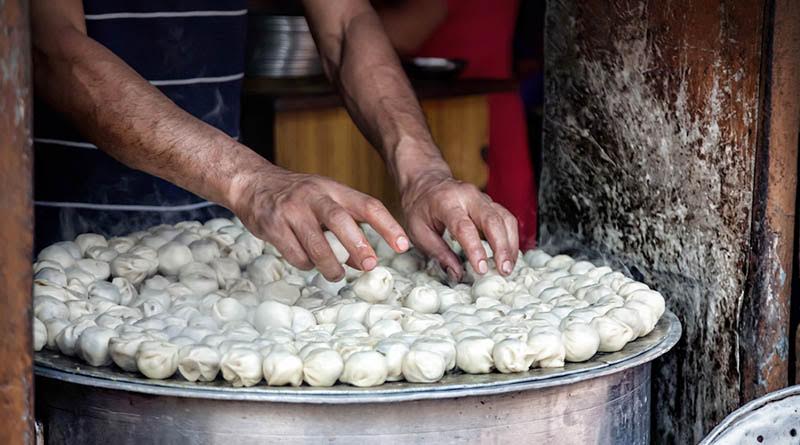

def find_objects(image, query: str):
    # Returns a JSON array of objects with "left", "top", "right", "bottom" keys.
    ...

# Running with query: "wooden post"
[
  {"left": 0, "top": 0, "right": 35, "bottom": 444},
  {"left": 742, "top": 0, "right": 800, "bottom": 404},
  {"left": 542, "top": 0, "right": 798, "bottom": 442}
]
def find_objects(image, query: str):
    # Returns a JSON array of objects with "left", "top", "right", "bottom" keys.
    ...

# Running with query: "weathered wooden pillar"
[
  {"left": 0, "top": 0, "right": 35, "bottom": 444},
  {"left": 542, "top": 0, "right": 799, "bottom": 443}
]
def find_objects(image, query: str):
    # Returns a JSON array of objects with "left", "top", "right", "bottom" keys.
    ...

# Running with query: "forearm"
[
  {"left": 303, "top": 0, "right": 451, "bottom": 192},
  {"left": 32, "top": 18, "right": 269, "bottom": 211}
]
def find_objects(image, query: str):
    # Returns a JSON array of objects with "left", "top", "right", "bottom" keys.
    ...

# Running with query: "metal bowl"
[
  {"left": 246, "top": 15, "right": 323, "bottom": 78},
  {"left": 701, "top": 384, "right": 800, "bottom": 444},
  {"left": 35, "top": 311, "right": 680, "bottom": 444}
]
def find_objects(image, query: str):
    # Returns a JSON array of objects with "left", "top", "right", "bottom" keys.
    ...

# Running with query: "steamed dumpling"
[
  {"left": 157, "top": 242, "right": 193, "bottom": 276},
  {"left": 262, "top": 350, "right": 303, "bottom": 386},
  {"left": 178, "top": 345, "right": 221, "bottom": 382},
  {"left": 404, "top": 285, "right": 440, "bottom": 314},
  {"left": 55, "top": 318, "right": 97, "bottom": 356},
  {"left": 33, "top": 317, "right": 47, "bottom": 351},
  {"left": 352, "top": 267, "right": 394, "bottom": 303},
  {"left": 75, "top": 233, "right": 108, "bottom": 256},
  {"left": 254, "top": 300, "right": 293, "bottom": 332},
  {"left": 560, "top": 322, "right": 600, "bottom": 362},
  {"left": 591, "top": 315, "right": 635, "bottom": 352},
  {"left": 220, "top": 349, "right": 263, "bottom": 387},
  {"left": 455, "top": 336, "right": 495, "bottom": 374},
  {"left": 247, "top": 254, "right": 285, "bottom": 286},
  {"left": 492, "top": 339, "right": 534, "bottom": 373},
  {"left": 375, "top": 338, "right": 409, "bottom": 381},
  {"left": 77, "top": 326, "right": 117, "bottom": 366},
  {"left": 110, "top": 253, "right": 154, "bottom": 285},
  {"left": 526, "top": 327, "right": 566, "bottom": 368},
  {"left": 401, "top": 350, "right": 446, "bottom": 383},
  {"left": 302, "top": 348, "right": 344, "bottom": 387},
  {"left": 178, "top": 262, "right": 219, "bottom": 295},
  {"left": 340, "top": 351, "right": 388, "bottom": 387},
  {"left": 188, "top": 239, "right": 220, "bottom": 264},
  {"left": 136, "top": 341, "right": 179, "bottom": 379}
]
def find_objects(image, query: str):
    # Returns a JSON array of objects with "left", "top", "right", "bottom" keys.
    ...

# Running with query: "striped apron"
[{"left": 34, "top": 1, "right": 247, "bottom": 251}]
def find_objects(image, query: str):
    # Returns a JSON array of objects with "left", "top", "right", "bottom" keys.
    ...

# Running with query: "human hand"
[
  {"left": 401, "top": 171, "right": 519, "bottom": 281},
  {"left": 230, "top": 165, "right": 409, "bottom": 281}
]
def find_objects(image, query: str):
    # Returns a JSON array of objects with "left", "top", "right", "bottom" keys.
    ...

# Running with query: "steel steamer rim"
[{"left": 34, "top": 311, "right": 681, "bottom": 404}]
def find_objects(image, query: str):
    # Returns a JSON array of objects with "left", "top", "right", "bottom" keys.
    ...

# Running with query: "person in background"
[
  {"left": 31, "top": 0, "right": 520, "bottom": 283},
  {"left": 378, "top": 0, "right": 538, "bottom": 249}
]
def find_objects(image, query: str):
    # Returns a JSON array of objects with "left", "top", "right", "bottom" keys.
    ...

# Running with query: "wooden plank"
[
  {"left": 541, "top": 1, "right": 767, "bottom": 442},
  {"left": 743, "top": 0, "right": 799, "bottom": 402},
  {"left": 274, "top": 95, "right": 488, "bottom": 218},
  {"left": 0, "top": 0, "right": 34, "bottom": 444}
]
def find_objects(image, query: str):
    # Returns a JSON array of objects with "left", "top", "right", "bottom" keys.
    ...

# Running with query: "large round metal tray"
[{"left": 35, "top": 310, "right": 680, "bottom": 404}]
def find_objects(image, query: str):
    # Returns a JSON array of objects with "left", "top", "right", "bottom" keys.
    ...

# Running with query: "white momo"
[
  {"left": 76, "top": 326, "right": 117, "bottom": 366},
  {"left": 492, "top": 339, "right": 534, "bottom": 373},
  {"left": 404, "top": 285, "right": 440, "bottom": 314},
  {"left": 262, "top": 350, "right": 304, "bottom": 387},
  {"left": 455, "top": 336, "right": 495, "bottom": 374},
  {"left": 352, "top": 267, "right": 394, "bottom": 303},
  {"left": 302, "top": 348, "right": 344, "bottom": 387},
  {"left": 220, "top": 349, "right": 263, "bottom": 387},
  {"left": 401, "top": 350, "right": 446, "bottom": 383},
  {"left": 136, "top": 341, "right": 179, "bottom": 379},
  {"left": 340, "top": 351, "right": 388, "bottom": 387},
  {"left": 157, "top": 242, "right": 193, "bottom": 276},
  {"left": 560, "top": 322, "right": 600, "bottom": 362}
]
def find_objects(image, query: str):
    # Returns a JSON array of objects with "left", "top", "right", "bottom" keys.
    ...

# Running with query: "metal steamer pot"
[
  {"left": 35, "top": 312, "right": 680, "bottom": 445},
  {"left": 701, "top": 384, "right": 800, "bottom": 444}
]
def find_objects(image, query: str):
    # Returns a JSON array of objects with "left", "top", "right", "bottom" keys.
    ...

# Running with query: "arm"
[
  {"left": 31, "top": 0, "right": 408, "bottom": 281},
  {"left": 303, "top": 0, "right": 519, "bottom": 279}
]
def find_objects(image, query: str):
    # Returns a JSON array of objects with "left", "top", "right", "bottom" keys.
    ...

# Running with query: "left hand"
[{"left": 400, "top": 171, "right": 520, "bottom": 281}]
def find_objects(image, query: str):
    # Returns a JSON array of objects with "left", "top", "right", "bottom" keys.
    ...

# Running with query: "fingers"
[
  {"left": 266, "top": 223, "right": 313, "bottom": 270},
  {"left": 442, "top": 207, "right": 489, "bottom": 277},
  {"left": 471, "top": 204, "right": 518, "bottom": 275},
  {"left": 288, "top": 210, "right": 344, "bottom": 281},
  {"left": 408, "top": 219, "right": 463, "bottom": 281},
  {"left": 497, "top": 204, "right": 520, "bottom": 257},
  {"left": 341, "top": 190, "right": 409, "bottom": 253},
  {"left": 312, "top": 196, "right": 379, "bottom": 272}
]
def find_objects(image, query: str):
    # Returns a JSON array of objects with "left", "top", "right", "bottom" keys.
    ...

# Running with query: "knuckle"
[
  {"left": 485, "top": 213, "right": 506, "bottom": 230},
  {"left": 326, "top": 208, "right": 351, "bottom": 228},
  {"left": 363, "top": 198, "right": 385, "bottom": 215},
  {"left": 304, "top": 236, "right": 330, "bottom": 261},
  {"left": 454, "top": 219, "right": 475, "bottom": 239}
]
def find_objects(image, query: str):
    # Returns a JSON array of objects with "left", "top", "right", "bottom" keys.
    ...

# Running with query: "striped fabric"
[{"left": 34, "top": 1, "right": 247, "bottom": 250}]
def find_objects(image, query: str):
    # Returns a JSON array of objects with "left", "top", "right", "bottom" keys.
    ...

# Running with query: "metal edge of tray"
[
  {"left": 34, "top": 311, "right": 681, "bottom": 405},
  {"left": 699, "top": 384, "right": 800, "bottom": 444}
]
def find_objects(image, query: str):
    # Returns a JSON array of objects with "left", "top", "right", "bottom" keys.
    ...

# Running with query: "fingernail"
[
  {"left": 361, "top": 257, "right": 377, "bottom": 270},
  {"left": 446, "top": 267, "right": 458, "bottom": 282},
  {"left": 502, "top": 260, "right": 513, "bottom": 274},
  {"left": 396, "top": 236, "right": 409, "bottom": 251},
  {"left": 478, "top": 259, "right": 488, "bottom": 274}
]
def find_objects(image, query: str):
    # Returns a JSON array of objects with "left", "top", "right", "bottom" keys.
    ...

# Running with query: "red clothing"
[{"left": 415, "top": 0, "right": 537, "bottom": 248}]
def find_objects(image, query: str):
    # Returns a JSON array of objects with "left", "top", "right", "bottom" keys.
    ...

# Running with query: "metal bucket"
[
  {"left": 701, "top": 384, "right": 800, "bottom": 444},
  {"left": 35, "top": 312, "right": 680, "bottom": 445}
]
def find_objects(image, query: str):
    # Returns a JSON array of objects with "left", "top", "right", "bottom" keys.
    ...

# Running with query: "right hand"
[{"left": 230, "top": 164, "right": 409, "bottom": 281}]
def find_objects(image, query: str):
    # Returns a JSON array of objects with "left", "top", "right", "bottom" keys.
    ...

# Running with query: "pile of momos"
[{"left": 32, "top": 218, "right": 666, "bottom": 388}]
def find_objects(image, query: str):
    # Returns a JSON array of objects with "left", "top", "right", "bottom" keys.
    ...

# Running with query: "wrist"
[
  {"left": 225, "top": 154, "right": 282, "bottom": 216},
  {"left": 390, "top": 137, "right": 452, "bottom": 194}
]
